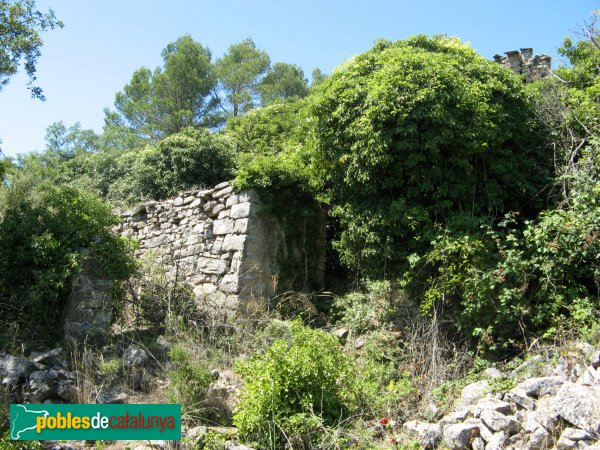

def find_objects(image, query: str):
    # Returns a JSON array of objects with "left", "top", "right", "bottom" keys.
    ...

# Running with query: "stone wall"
[
  {"left": 64, "top": 249, "right": 113, "bottom": 344},
  {"left": 494, "top": 48, "right": 551, "bottom": 82},
  {"left": 114, "top": 181, "right": 326, "bottom": 311}
]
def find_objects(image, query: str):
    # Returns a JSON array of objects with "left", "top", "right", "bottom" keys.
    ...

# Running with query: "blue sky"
[{"left": 1, "top": 0, "right": 598, "bottom": 157}]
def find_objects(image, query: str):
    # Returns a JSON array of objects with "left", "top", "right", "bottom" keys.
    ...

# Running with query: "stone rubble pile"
[{"left": 402, "top": 344, "right": 600, "bottom": 449}]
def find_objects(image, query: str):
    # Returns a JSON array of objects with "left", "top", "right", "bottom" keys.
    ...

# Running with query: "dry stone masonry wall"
[
  {"left": 114, "top": 181, "right": 325, "bottom": 312},
  {"left": 494, "top": 48, "right": 551, "bottom": 82}
]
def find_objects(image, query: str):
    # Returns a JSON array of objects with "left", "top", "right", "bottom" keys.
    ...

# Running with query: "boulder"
[
  {"left": 97, "top": 388, "right": 128, "bottom": 404},
  {"left": 484, "top": 431, "right": 507, "bottom": 450},
  {"left": 0, "top": 354, "right": 35, "bottom": 385},
  {"left": 505, "top": 387, "right": 535, "bottom": 411},
  {"left": 554, "top": 382, "right": 600, "bottom": 433},
  {"left": 443, "top": 422, "right": 480, "bottom": 450},
  {"left": 523, "top": 426, "right": 554, "bottom": 450},
  {"left": 458, "top": 380, "right": 490, "bottom": 408},
  {"left": 517, "top": 376, "right": 565, "bottom": 398},
  {"left": 32, "top": 348, "right": 67, "bottom": 369},
  {"left": 471, "top": 398, "right": 514, "bottom": 417},
  {"left": 480, "top": 409, "right": 520, "bottom": 434},
  {"left": 402, "top": 420, "right": 442, "bottom": 448},
  {"left": 28, "top": 369, "right": 65, "bottom": 403},
  {"left": 123, "top": 345, "right": 149, "bottom": 368},
  {"left": 440, "top": 409, "right": 470, "bottom": 429}
]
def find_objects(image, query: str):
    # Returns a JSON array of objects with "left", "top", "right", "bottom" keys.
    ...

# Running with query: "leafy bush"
[
  {"left": 107, "top": 127, "right": 235, "bottom": 205},
  {"left": 305, "top": 35, "right": 550, "bottom": 278},
  {"left": 407, "top": 150, "right": 600, "bottom": 353},
  {"left": 167, "top": 346, "right": 213, "bottom": 419},
  {"left": 233, "top": 320, "right": 356, "bottom": 448},
  {"left": 333, "top": 280, "right": 395, "bottom": 333},
  {"left": 0, "top": 177, "right": 136, "bottom": 345}
]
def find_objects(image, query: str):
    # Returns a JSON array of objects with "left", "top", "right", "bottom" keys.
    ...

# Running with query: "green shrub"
[
  {"left": 233, "top": 320, "right": 356, "bottom": 448},
  {"left": 333, "top": 280, "right": 395, "bottom": 333},
  {"left": 0, "top": 177, "right": 136, "bottom": 345},
  {"left": 167, "top": 346, "right": 213, "bottom": 419}
]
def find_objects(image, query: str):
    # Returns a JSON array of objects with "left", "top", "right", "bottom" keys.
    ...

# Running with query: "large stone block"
[
  {"left": 222, "top": 234, "right": 247, "bottom": 252},
  {"left": 197, "top": 257, "right": 228, "bottom": 275},
  {"left": 230, "top": 202, "right": 255, "bottom": 219},
  {"left": 213, "top": 219, "right": 235, "bottom": 235}
]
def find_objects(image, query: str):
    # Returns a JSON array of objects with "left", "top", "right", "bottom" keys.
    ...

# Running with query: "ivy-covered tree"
[{"left": 306, "top": 35, "right": 550, "bottom": 278}]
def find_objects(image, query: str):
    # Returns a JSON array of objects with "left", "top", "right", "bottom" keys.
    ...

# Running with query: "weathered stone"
[
  {"left": 561, "top": 427, "right": 596, "bottom": 441},
  {"left": 517, "top": 376, "right": 565, "bottom": 398},
  {"left": 219, "top": 274, "right": 240, "bottom": 294},
  {"left": 213, "top": 219, "right": 234, "bottom": 235},
  {"left": 174, "top": 196, "right": 184, "bottom": 206},
  {"left": 231, "top": 202, "right": 254, "bottom": 219},
  {"left": 32, "top": 348, "right": 66, "bottom": 369},
  {"left": 524, "top": 427, "right": 554, "bottom": 450},
  {"left": 480, "top": 409, "right": 520, "bottom": 434},
  {"left": 213, "top": 186, "right": 233, "bottom": 198},
  {"left": 458, "top": 380, "right": 490, "bottom": 408},
  {"left": 28, "top": 369, "right": 59, "bottom": 402},
  {"left": 233, "top": 218, "right": 249, "bottom": 234},
  {"left": 197, "top": 257, "right": 228, "bottom": 275},
  {"left": 97, "top": 388, "right": 128, "bottom": 404},
  {"left": 57, "top": 380, "right": 80, "bottom": 403},
  {"left": 472, "top": 437, "right": 485, "bottom": 450},
  {"left": 123, "top": 345, "right": 148, "bottom": 368},
  {"left": 484, "top": 431, "right": 507, "bottom": 450},
  {"left": 334, "top": 328, "right": 349, "bottom": 340},
  {"left": 222, "top": 234, "right": 246, "bottom": 252},
  {"left": 443, "top": 422, "right": 480, "bottom": 450},
  {"left": 530, "top": 395, "right": 561, "bottom": 433},
  {"left": 555, "top": 382, "right": 600, "bottom": 433},
  {"left": 555, "top": 435, "right": 577, "bottom": 449},
  {"left": 0, "top": 355, "right": 35, "bottom": 385},
  {"left": 403, "top": 420, "right": 442, "bottom": 448},
  {"left": 440, "top": 409, "right": 470, "bottom": 429},
  {"left": 506, "top": 387, "right": 536, "bottom": 411},
  {"left": 472, "top": 398, "right": 514, "bottom": 417}
]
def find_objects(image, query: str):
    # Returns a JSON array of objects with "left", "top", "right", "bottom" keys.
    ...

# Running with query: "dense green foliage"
[
  {"left": 233, "top": 321, "right": 356, "bottom": 448},
  {"left": 112, "top": 127, "right": 235, "bottom": 203},
  {"left": 305, "top": 35, "right": 550, "bottom": 278},
  {"left": 167, "top": 345, "right": 213, "bottom": 417},
  {"left": 0, "top": 0, "right": 62, "bottom": 99},
  {"left": 0, "top": 176, "right": 135, "bottom": 343},
  {"left": 400, "top": 31, "right": 600, "bottom": 353}
]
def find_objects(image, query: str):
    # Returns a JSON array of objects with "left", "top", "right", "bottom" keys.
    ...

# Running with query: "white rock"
[
  {"left": 231, "top": 202, "right": 256, "bottom": 219},
  {"left": 484, "top": 431, "right": 507, "bottom": 450},
  {"left": 213, "top": 219, "right": 234, "bottom": 235},
  {"left": 440, "top": 409, "right": 470, "bottom": 429},
  {"left": 458, "top": 380, "right": 490, "bottom": 408},
  {"left": 517, "top": 376, "right": 565, "bottom": 397},
  {"left": 472, "top": 398, "right": 514, "bottom": 417},
  {"left": 402, "top": 420, "right": 442, "bottom": 448},
  {"left": 506, "top": 387, "right": 536, "bottom": 411},
  {"left": 480, "top": 409, "right": 520, "bottom": 434},
  {"left": 555, "top": 382, "right": 600, "bottom": 433},
  {"left": 443, "top": 422, "right": 480, "bottom": 450}
]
